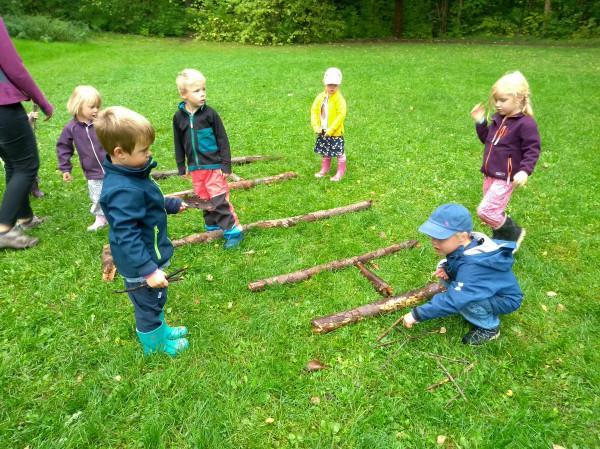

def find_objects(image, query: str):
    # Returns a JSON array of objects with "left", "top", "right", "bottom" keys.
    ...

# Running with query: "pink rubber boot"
[
  {"left": 314, "top": 157, "right": 332, "bottom": 178},
  {"left": 330, "top": 155, "right": 346, "bottom": 181}
]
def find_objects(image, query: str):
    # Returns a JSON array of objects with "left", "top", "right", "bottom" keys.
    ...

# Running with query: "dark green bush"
[{"left": 3, "top": 15, "right": 90, "bottom": 42}]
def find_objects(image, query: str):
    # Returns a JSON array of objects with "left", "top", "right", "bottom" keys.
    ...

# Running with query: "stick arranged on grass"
[
  {"left": 249, "top": 240, "right": 417, "bottom": 292},
  {"left": 434, "top": 359, "right": 468, "bottom": 401},
  {"left": 151, "top": 155, "right": 283, "bottom": 179},
  {"left": 426, "top": 362, "right": 475, "bottom": 392},
  {"left": 165, "top": 172, "right": 298, "bottom": 199},
  {"left": 311, "top": 282, "right": 445, "bottom": 334},
  {"left": 101, "top": 200, "right": 373, "bottom": 281},
  {"left": 356, "top": 262, "right": 393, "bottom": 297}
]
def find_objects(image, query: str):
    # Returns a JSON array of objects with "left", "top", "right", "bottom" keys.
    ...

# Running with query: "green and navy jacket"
[
  {"left": 99, "top": 156, "right": 182, "bottom": 279},
  {"left": 173, "top": 102, "right": 231, "bottom": 175}
]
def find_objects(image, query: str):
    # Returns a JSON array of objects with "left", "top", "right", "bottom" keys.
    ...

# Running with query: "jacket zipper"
[
  {"left": 507, "top": 156, "right": 513, "bottom": 183},
  {"left": 484, "top": 117, "right": 507, "bottom": 175},
  {"left": 153, "top": 226, "right": 162, "bottom": 259},
  {"left": 188, "top": 111, "right": 200, "bottom": 166},
  {"left": 86, "top": 125, "right": 105, "bottom": 174}
]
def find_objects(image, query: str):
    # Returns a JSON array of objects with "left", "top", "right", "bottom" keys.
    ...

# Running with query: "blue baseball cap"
[{"left": 418, "top": 203, "right": 473, "bottom": 239}]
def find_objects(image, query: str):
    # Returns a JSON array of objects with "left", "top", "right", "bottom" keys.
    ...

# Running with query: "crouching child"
[
  {"left": 96, "top": 106, "right": 189, "bottom": 357},
  {"left": 402, "top": 203, "right": 523, "bottom": 345}
]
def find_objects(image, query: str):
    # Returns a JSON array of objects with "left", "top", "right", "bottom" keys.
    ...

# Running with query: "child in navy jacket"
[
  {"left": 97, "top": 106, "right": 189, "bottom": 357},
  {"left": 402, "top": 204, "right": 523, "bottom": 345}
]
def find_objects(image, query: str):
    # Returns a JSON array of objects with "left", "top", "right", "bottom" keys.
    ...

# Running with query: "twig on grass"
[
  {"left": 426, "top": 362, "right": 475, "bottom": 391},
  {"left": 434, "top": 359, "right": 468, "bottom": 401}
]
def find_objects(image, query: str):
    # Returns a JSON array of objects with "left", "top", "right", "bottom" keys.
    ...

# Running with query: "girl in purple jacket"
[
  {"left": 470, "top": 71, "right": 541, "bottom": 251},
  {"left": 56, "top": 85, "right": 108, "bottom": 231}
]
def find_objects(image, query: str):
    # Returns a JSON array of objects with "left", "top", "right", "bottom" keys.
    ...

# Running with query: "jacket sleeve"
[
  {"left": 164, "top": 196, "right": 182, "bottom": 214},
  {"left": 310, "top": 94, "right": 322, "bottom": 132},
  {"left": 173, "top": 114, "right": 186, "bottom": 176},
  {"left": 56, "top": 124, "right": 75, "bottom": 173},
  {"left": 412, "top": 265, "right": 497, "bottom": 321},
  {"left": 518, "top": 118, "right": 541, "bottom": 175},
  {"left": 326, "top": 95, "right": 347, "bottom": 136},
  {"left": 104, "top": 188, "right": 157, "bottom": 277},
  {"left": 0, "top": 19, "right": 53, "bottom": 116},
  {"left": 213, "top": 111, "right": 232, "bottom": 174},
  {"left": 475, "top": 120, "right": 489, "bottom": 144}
]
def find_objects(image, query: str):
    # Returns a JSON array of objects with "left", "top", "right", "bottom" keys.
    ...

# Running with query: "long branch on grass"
[
  {"left": 310, "top": 282, "right": 445, "bottom": 334},
  {"left": 356, "top": 262, "right": 393, "bottom": 297},
  {"left": 101, "top": 200, "right": 372, "bottom": 281},
  {"left": 250, "top": 240, "right": 417, "bottom": 292},
  {"left": 151, "top": 155, "right": 282, "bottom": 179},
  {"left": 165, "top": 172, "right": 297, "bottom": 198}
]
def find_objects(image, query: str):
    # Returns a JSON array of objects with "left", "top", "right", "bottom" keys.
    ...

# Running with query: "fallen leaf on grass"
[
  {"left": 114, "top": 375, "right": 122, "bottom": 382},
  {"left": 436, "top": 435, "right": 447, "bottom": 445},
  {"left": 546, "top": 291, "right": 558, "bottom": 297},
  {"left": 552, "top": 445, "right": 566, "bottom": 449},
  {"left": 506, "top": 389, "right": 514, "bottom": 397},
  {"left": 310, "top": 396, "right": 321, "bottom": 405},
  {"left": 265, "top": 417, "right": 275, "bottom": 424},
  {"left": 227, "top": 302, "right": 234, "bottom": 309},
  {"left": 378, "top": 232, "right": 387, "bottom": 239},
  {"left": 556, "top": 304, "right": 565, "bottom": 312},
  {"left": 541, "top": 304, "right": 548, "bottom": 312},
  {"left": 306, "top": 359, "right": 329, "bottom": 372},
  {"left": 438, "top": 327, "right": 447, "bottom": 334},
  {"left": 206, "top": 274, "right": 214, "bottom": 281}
]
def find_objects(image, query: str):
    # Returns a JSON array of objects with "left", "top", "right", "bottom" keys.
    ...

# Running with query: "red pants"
[{"left": 191, "top": 169, "right": 240, "bottom": 232}]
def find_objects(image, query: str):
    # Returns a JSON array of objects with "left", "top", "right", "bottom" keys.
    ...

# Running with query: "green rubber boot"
[
  {"left": 159, "top": 310, "right": 188, "bottom": 340},
  {"left": 136, "top": 323, "right": 188, "bottom": 357}
]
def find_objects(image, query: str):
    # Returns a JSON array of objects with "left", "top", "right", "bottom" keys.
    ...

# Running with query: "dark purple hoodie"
[
  {"left": 56, "top": 119, "right": 107, "bottom": 180},
  {"left": 476, "top": 113, "right": 541, "bottom": 181},
  {"left": 0, "top": 17, "right": 53, "bottom": 115}
]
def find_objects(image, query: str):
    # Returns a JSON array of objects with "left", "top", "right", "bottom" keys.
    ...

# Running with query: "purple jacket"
[
  {"left": 56, "top": 119, "right": 107, "bottom": 180},
  {"left": 0, "top": 17, "right": 53, "bottom": 115},
  {"left": 476, "top": 113, "right": 541, "bottom": 181}
]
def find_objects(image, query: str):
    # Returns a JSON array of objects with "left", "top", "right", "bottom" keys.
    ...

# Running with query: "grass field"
[{"left": 0, "top": 34, "right": 599, "bottom": 448}]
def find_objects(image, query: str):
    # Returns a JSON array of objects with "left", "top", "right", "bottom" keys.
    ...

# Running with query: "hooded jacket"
[
  {"left": 413, "top": 232, "right": 523, "bottom": 322},
  {"left": 0, "top": 18, "right": 53, "bottom": 115},
  {"left": 173, "top": 102, "right": 231, "bottom": 175},
  {"left": 99, "top": 156, "right": 182, "bottom": 279},
  {"left": 310, "top": 89, "right": 346, "bottom": 137},
  {"left": 56, "top": 119, "right": 107, "bottom": 180},
  {"left": 476, "top": 113, "right": 541, "bottom": 181}
]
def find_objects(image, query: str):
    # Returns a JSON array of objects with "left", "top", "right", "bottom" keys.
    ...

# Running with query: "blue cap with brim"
[{"left": 418, "top": 203, "right": 473, "bottom": 240}]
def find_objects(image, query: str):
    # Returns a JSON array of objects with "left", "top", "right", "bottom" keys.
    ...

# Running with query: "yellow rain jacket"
[{"left": 310, "top": 90, "right": 347, "bottom": 137}]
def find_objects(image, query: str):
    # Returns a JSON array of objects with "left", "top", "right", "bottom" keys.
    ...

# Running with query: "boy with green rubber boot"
[{"left": 97, "top": 106, "right": 189, "bottom": 357}]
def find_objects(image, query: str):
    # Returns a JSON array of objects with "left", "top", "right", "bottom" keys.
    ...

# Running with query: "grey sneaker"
[
  {"left": 15, "top": 215, "right": 45, "bottom": 231},
  {"left": 0, "top": 228, "right": 39, "bottom": 249},
  {"left": 462, "top": 326, "right": 500, "bottom": 345}
]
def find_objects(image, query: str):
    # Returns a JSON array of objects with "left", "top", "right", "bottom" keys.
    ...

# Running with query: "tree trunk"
[
  {"left": 543, "top": 0, "right": 552, "bottom": 32},
  {"left": 311, "top": 282, "right": 445, "bottom": 334},
  {"left": 248, "top": 240, "right": 418, "bottom": 292},
  {"left": 356, "top": 262, "right": 393, "bottom": 297},
  {"left": 101, "top": 200, "right": 373, "bottom": 281},
  {"left": 393, "top": 0, "right": 404, "bottom": 38},
  {"left": 165, "top": 172, "right": 297, "bottom": 199}
]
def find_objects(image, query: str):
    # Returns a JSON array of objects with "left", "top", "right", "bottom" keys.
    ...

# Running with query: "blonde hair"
[
  {"left": 67, "top": 85, "right": 102, "bottom": 117},
  {"left": 490, "top": 71, "right": 534, "bottom": 117},
  {"left": 176, "top": 68, "right": 206, "bottom": 95},
  {"left": 94, "top": 106, "right": 155, "bottom": 155}
]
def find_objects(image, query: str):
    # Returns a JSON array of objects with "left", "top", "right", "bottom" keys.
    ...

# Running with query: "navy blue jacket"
[
  {"left": 173, "top": 102, "right": 231, "bottom": 175},
  {"left": 99, "top": 156, "right": 182, "bottom": 279},
  {"left": 413, "top": 232, "right": 523, "bottom": 321}
]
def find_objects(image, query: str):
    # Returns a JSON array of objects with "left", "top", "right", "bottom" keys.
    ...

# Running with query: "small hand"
[
  {"left": 179, "top": 201, "right": 188, "bottom": 212},
  {"left": 62, "top": 172, "right": 73, "bottom": 182},
  {"left": 43, "top": 107, "right": 54, "bottom": 121},
  {"left": 512, "top": 170, "right": 528, "bottom": 187},
  {"left": 402, "top": 312, "right": 417, "bottom": 329},
  {"left": 27, "top": 111, "right": 39, "bottom": 123},
  {"left": 145, "top": 269, "right": 168, "bottom": 288},
  {"left": 433, "top": 267, "right": 449, "bottom": 280},
  {"left": 470, "top": 103, "right": 485, "bottom": 122}
]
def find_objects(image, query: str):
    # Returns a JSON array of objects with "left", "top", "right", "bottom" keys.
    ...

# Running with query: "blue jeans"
[
  {"left": 125, "top": 281, "right": 168, "bottom": 332},
  {"left": 459, "top": 299, "right": 500, "bottom": 330}
]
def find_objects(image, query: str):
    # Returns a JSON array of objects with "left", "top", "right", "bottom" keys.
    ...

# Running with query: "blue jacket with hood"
[
  {"left": 412, "top": 232, "right": 523, "bottom": 322},
  {"left": 99, "top": 156, "right": 182, "bottom": 279}
]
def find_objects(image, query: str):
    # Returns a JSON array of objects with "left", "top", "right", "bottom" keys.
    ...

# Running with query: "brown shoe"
[
  {"left": 15, "top": 215, "right": 45, "bottom": 231},
  {"left": 0, "top": 228, "right": 39, "bottom": 249}
]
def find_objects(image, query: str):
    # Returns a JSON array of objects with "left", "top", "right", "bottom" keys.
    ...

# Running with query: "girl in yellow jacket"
[{"left": 311, "top": 67, "right": 347, "bottom": 181}]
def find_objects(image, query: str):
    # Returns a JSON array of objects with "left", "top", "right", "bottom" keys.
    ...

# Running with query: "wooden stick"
[
  {"left": 250, "top": 240, "right": 417, "bottom": 292},
  {"left": 311, "top": 282, "right": 445, "bottom": 334},
  {"left": 165, "top": 172, "right": 297, "bottom": 199},
  {"left": 426, "top": 362, "right": 475, "bottom": 391},
  {"left": 101, "top": 200, "right": 373, "bottom": 281},
  {"left": 434, "top": 359, "right": 468, "bottom": 401},
  {"left": 356, "top": 262, "right": 393, "bottom": 297},
  {"left": 151, "top": 155, "right": 282, "bottom": 179}
]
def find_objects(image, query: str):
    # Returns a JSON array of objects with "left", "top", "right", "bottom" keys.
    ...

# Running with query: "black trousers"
[
  {"left": 125, "top": 280, "right": 168, "bottom": 332},
  {"left": 0, "top": 103, "right": 39, "bottom": 226}
]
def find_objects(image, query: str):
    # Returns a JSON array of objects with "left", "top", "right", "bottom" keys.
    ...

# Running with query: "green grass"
[{"left": 1, "top": 35, "right": 599, "bottom": 448}]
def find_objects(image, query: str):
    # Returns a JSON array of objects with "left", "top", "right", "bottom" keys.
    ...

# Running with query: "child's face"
[
  {"left": 493, "top": 90, "right": 522, "bottom": 117},
  {"left": 79, "top": 102, "right": 99, "bottom": 122},
  {"left": 181, "top": 81, "right": 206, "bottom": 110},
  {"left": 114, "top": 141, "right": 152, "bottom": 169},
  {"left": 325, "top": 84, "right": 339, "bottom": 95},
  {"left": 430, "top": 233, "right": 468, "bottom": 256}
]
